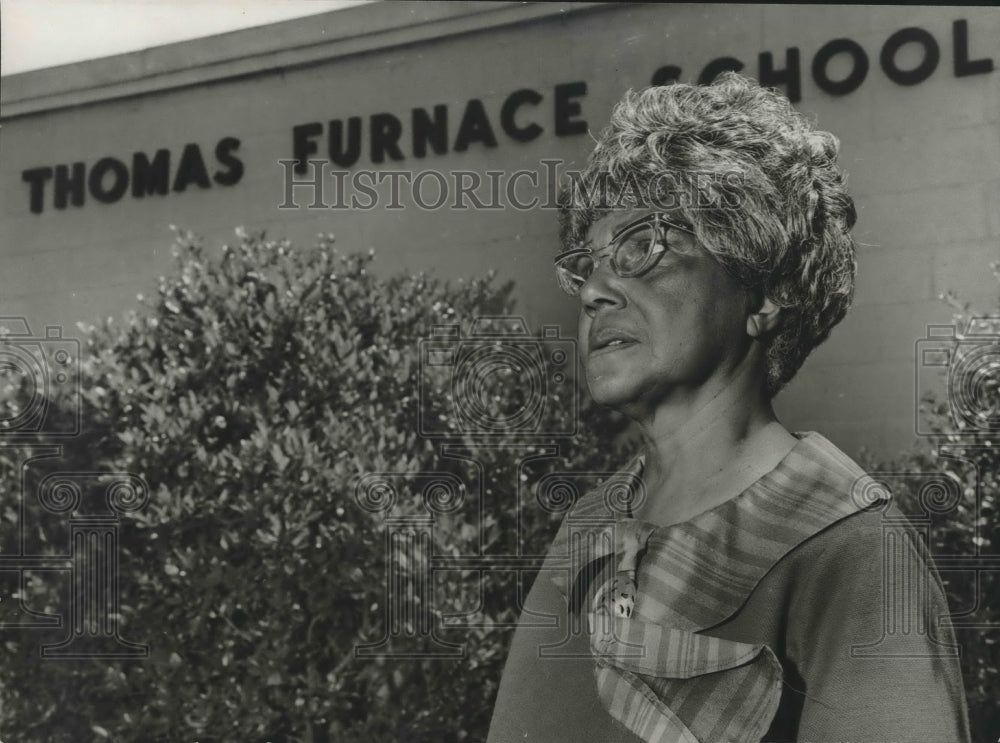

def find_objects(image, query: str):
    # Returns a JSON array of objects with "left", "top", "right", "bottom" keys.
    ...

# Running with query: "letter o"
[
  {"left": 812, "top": 38, "right": 869, "bottom": 96},
  {"left": 88, "top": 157, "right": 130, "bottom": 203},
  {"left": 880, "top": 26, "right": 940, "bottom": 86}
]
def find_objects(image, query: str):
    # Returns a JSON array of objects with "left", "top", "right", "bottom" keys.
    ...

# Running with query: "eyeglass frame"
[{"left": 553, "top": 212, "right": 696, "bottom": 296}]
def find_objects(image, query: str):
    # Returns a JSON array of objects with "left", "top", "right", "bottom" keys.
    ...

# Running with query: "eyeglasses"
[{"left": 553, "top": 213, "right": 695, "bottom": 296}]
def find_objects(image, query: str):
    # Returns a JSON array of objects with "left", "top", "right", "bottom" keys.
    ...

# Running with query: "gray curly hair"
[{"left": 558, "top": 72, "right": 857, "bottom": 397}]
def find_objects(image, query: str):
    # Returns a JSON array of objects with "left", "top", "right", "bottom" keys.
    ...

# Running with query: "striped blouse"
[{"left": 488, "top": 432, "right": 970, "bottom": 742}]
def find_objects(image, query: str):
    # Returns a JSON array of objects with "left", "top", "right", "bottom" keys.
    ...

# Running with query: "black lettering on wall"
[
  {"left": 501, "top": 89, "right": 543, "bottom": 143},
  {"left": 329, "top": 118, "right": 362, "bottom": 168},
  {"left": 953, "top": 19, "right": 993, "bottom": 78},
  {"left": 812, "top": 38, "right": 869, "bottom": 95},
  {"left": 22, "top": 167, "right": 53, "bottom": 214},
  {"left": 454, "top": 99, "right": 498, "bottom": 152},
  {"left": 292, "top": 122, "right": 322, "bottom": 175},
  {"left": 213, "top": 137, "right": 244, "bottom": 186},
  {"left": 89, "top": 157, "right": 129, "bottom": 203},
  {"left": 54, "top": 163, "right": 86, "bottom": 209},
  {"left": 760, "top": 48, "right": 802, "bottom": 102},
  {"left": 651, "top": 65, "right": 682, "bottom": 86},
  {"left": 412, "top": 105, "right": 448, "bottom": 158},
  {"left": 172, "top": 144, "right": 212, "bottom": 192},
  {"left": 554, "top": 82, "right": 588, "bottom": 137},
  {"left": 132, "top": 150, "right": 170, "bottom": 197},
  {"left": 880, "top": 27, "right": 940, "bottom": 86},
  {"left": 370, "top": 113, "right": 405, "bottom": 163}
]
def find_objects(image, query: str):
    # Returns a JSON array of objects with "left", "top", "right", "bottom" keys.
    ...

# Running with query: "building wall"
[{"left": 2, "top": 2, "right": 999, "bottom": 457}]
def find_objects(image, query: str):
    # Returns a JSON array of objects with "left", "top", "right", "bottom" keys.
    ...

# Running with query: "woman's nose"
[{"left": 579, "top": 264, "right": 626, "bottom": 315}]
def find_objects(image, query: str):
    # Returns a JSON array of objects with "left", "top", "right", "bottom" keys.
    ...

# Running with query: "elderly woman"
[{"left": 487, "top": 74, "right": 969, "bottom": 742}]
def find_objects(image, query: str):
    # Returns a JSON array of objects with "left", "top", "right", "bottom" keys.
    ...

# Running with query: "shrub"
[{"left": 0, "top": 228, "right": 628, "bottom": 742}]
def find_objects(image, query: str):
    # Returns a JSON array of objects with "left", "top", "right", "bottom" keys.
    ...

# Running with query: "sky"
[{"left": 1, "top": 0, "right": 373, "bottom": 76}]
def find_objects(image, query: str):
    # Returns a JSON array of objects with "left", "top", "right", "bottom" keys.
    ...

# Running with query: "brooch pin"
[{"left": 610, "top": 526, "right": 646, "bottom": 618}]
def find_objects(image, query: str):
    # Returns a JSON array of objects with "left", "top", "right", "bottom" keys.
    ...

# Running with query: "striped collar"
[
  {"left": 547, "top": 431, "right": 880, "bottom": 628},
  {"left": 542, "top": 431, "right": 885, "bottom": 743}
]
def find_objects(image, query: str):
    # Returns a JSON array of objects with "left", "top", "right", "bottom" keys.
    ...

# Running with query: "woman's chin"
[{"left": 585, "top": 373, "right": 639, "bottom": 410}]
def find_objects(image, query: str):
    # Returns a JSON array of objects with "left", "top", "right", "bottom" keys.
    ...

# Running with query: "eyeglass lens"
[{"left": 555, "top": 218, "right": 664, "bottom": 295}]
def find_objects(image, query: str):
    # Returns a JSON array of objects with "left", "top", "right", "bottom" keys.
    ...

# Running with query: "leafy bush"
[
  {"left": 861, "top": 278, "right": 1000, "bottom": 743},
  {"left": 0, "top": 228, "right": 628, "bottom": 742}
]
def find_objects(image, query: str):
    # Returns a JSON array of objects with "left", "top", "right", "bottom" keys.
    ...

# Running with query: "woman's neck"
[{"left": 630, "top": 379, "right": 797, "bottom": 527}]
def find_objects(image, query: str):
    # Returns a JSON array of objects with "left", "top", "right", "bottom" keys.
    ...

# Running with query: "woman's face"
[{"left": 576, "top": 208, "right": 757, "bottom": 418}]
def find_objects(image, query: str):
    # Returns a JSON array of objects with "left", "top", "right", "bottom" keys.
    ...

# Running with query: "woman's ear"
[{"left": 747, "top": 296, "right": 781, "bottom": 339}]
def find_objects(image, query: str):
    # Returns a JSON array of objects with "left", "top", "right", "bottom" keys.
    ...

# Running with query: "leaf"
[{"left": 271, "top": 443, "right": 289, "bottom": 471}]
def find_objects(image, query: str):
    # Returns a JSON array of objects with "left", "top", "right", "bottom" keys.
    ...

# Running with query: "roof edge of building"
[{"left": 1, "top": 1, "right": 612, "bottom": 119}]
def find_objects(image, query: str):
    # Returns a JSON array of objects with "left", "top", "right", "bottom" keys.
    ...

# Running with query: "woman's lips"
[
  {"left": 589, "top": 325, "right": 639, "bottom": 353},
  {"left": 589, "top": 338, "right": 638, "bottom": 357}
]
